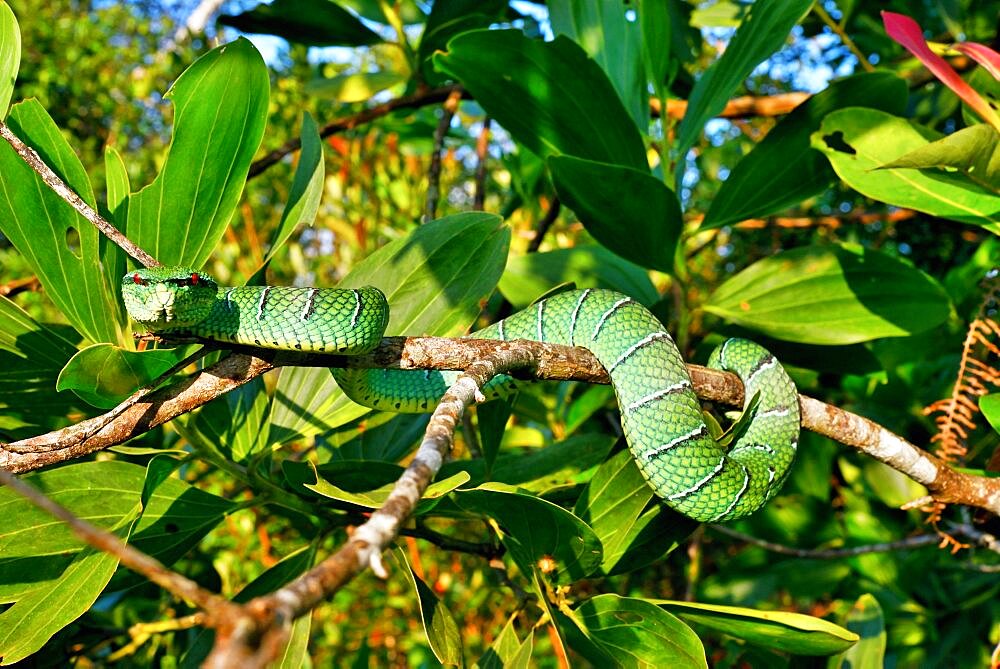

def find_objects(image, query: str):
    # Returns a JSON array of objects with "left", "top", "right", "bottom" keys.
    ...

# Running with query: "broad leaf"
[
  {"left": 0, "top": 100, "right": 126, "bottom": 344},
  {"left": 573, "top": 449, "right": 697, "bottom": 574},
  {"left": 416, "top": 0, "right": 507, "bottom": 85},
  {"left": 306, "top": 469, "right": 469, "bottom": 510},
  {"left": 675, "top": 0, "right": 813, "bottom": 161},
  {"left": 499, "top": 245, "right": 658, "bottom": 309},
  {"left": 0, "top": 296, "right": 80, "bottom": 439},
  {"left": 550, "top": 155, "right": 682, "bottom": 273},
  {"left": 218, "top": 0, "right": 383, "bottom": 47},
  {"left": 475, "top": 614, "right": 533, "bottom": 668},
  {"left": 704, "top": 72, "right": 908, "bottom": 229},
  {"left": 876, "top": 123, "right": 999, "bottom": 190},
  {"left": 813, "top": 108, "right": 1000, "bottom": 231},
  {"left": 0, "top": 511, "right": 139, "bottom": 664},
  {"left": 269, "top": 212, "right": 509, "bottom": 441},
  {"left": 705, "top": 244, "right": 952, "bottom": 344},
  {"left": 258, "top": 112, "right": 325, "bottom": 270},
  {"left": 0, "top": 0, "right": 19, "bottom": 116},
  {"left": 829, "top": 593, "right": 885, "bottom": 668},
  {"left": 980, "top": 393, "right": 1000, "bottom": 435},
  {"left": 654, "top": 599, "right": 859, "bottom": 655},
  {"left": 549, "top": 0, "right": 646, "bottom": 128},
  {"left": 180, "top": 375, "right": 270, "bottom": 462},
  {"left": 455, "top": 483, "right": 603, "bottom": 584},
  {"left": 433, "top": 30, "right": 647, "bottom": 170},
  {"left": 393, "top": 548, "right": 464, "bottom": 665},
  {"left": 56, "top": 343, "right": 190, "bottom": 409},
  {"left": 566, "top": 594, "right": 708, "bottom": 668},
  {"left": 126, "top": 38, "right": 269, "bottom": 268},
  {"left": 306, "top": 71, "right": 407, "bottom": 103}
]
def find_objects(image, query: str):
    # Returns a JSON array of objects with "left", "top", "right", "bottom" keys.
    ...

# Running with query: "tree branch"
[{"left": 0, "top": 119, "right": 159, "bottom": 268}]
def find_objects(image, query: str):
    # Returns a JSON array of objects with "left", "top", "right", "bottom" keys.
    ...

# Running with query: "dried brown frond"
[{"left": 923, "top": 270, "right": 1000, "bottom": 463}]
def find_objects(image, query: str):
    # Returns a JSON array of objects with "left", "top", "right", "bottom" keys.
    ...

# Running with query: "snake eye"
[
  {"left": 190, "top": 272, "right": 199, "bottom": 285},
  {"left": 132, "top": 273, "right": 147, "bottom": 286}
]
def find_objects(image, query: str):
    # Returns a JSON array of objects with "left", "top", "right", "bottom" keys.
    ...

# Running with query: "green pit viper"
[{"left": 122, "top": 266, "right": 799, "bottom": 523}]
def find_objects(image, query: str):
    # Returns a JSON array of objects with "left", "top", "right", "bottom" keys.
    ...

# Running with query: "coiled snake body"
[{"left": 123, "top": 266, "right": 799, "bottom": 522}]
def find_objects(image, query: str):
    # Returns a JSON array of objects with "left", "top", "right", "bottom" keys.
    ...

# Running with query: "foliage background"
[{"left": 0, "top": 0, "right": 998, "bottom": 666}]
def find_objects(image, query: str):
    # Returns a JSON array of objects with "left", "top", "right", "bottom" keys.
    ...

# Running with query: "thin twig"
[
  {"left": 0, "top": 119, "right": 160, "bottom": 268},
  {"left": 0, "top": 468, "right": 233, "bottom": 616},
  {"left": 473, "top": 118, "right": 491, "bottom": 211},
  {"left": 424, "top": 89, "right": 463, "bottom": 221},
  {"left": 813, "top": 4, "right": 875, "bottom": 73},
  {"left": 205, "top": 344, "right": 539, "bottom": 667},
  {"left": 649, "top": 92, "right": 810, "bottom": 121},
  {"left": 248, "top": 85, "right": 467, "bottom": 179},
  {"left": 710, "top": 525, "right": 941, "bottom": 558},
  {"left": 526, "top": 198, "right": 561, "bottom": 254}
]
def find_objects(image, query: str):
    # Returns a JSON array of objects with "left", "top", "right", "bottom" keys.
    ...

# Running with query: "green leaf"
[
  {"left": 980, "top": 393, "right": 1000, "bottom": 435},
  {"left": 392, "top": 548, "right": 464, "bottom": 665},
  {"left": 653, "top": 599, "right": 859, "bottom": 656},
  {"left": 675, "top": 0, "right": 813, "bottom": 161},
  {"left": 705, "top": 244, "right": 953, "bottom": 344},
  {"left": 181, "top": 546, "right": 317, "bottom": 667},
  {"left": 876, "top": 123, "right": 999, "bottom": 190},
  {"left": 704, "top": 72, "right": 909, "bottom": 229},
  {"left": 566, "top": 594, "right": 708, "bottom": 668},
  {"left": 477, "top": 398, "right": 513, "bottom": 476},
  {"left": 474, "top": 614, "right": 533, "bottom": 669},
  {"left": 306, "top": 71, "right": 407, "bottom": 103},
  {"left": 813, "top": 108, "right": 1000, "bottom": 231},
  {"left": 103, "top": 146, "right": 130, "bottom": 217},
  {"left": 416, "top": 0, "right": 507, "bottom": 86},
  {"left": 499, "top": 244, "right": 658, "bottom": 310},
  {"left": 218, "top": 0, "right": 383, "bottom": 47},
  {"left": 259, "top": 112, "right": 325, "bottom": 270},
  {"left": 269, "top": 212, "right": 509, "bottom": 440},
  {"left": 180, "top": 375, "right": 270, "bottom": 462},
  {"left": 829, "top": 594, "right": 885, "bottom": 668},
  {"left": 549, "top": 0, "right": 646, "bottom": 129},
  {"left": 0, "top": 296, "right": 81, "bottom": 439},
  {"left": 126, "top": 38, "right": 269, "bottom": 268},
  {"left": 574, "top": 449, "right": 698, "bottom": 574},
  {"left": 0, "top": 510, "right": 139, "bottom": 665},
  {"left": 307, "top": 468, "right": 470, "bottom": 510},
  {"left": 0, "top": 99, "right": 127, "bottom": 344},
  {"left": 455, "top": 483, "right": 603, "bottom": 583},
  {"left": 640, "top": 0, "right": 673, "bottom": 103},
  {"left": 549, "top": 155, "right": 682, "bottom": 272},
  {"left": 433, "top": 30, "right": 647, "bottom": 170},
  {"left": 0, "top": 0, "right": 20, "bottom": 116},
  {"left": 56, "top": 343, "right": 190, "bottom": 409}
]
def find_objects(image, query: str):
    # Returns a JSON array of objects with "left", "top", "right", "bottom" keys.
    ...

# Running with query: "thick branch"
[{"left": 4, "top": 337, "right": 1000, "bottom": 515}]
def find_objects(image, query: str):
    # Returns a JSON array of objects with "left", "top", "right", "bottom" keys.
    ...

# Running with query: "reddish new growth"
[{"left": 924, "top": 272, "right": 1000, "bottom": 463}]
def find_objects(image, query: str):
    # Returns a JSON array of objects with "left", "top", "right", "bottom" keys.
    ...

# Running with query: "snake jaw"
[{"left": 121, "top": 265, "right": 218, "bottom": 330}]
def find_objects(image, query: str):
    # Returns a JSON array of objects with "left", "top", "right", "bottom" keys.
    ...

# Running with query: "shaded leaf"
[
  {"left": 306, "top": 71, "right": 407, "bottom": 103},
  {"left": 550, "top": 155, "right": 682, "bottom": 272},
  {"left": 654, "top": 599, "right": 859, "bottom": 656},
  {"left": 475, "top": 614, "right": 533, "bottom": 669},
  {"left": 126, "top": 38, "right": 269, "bottom": 268},
  {"left": 393, "top": 548, "right": 464, "bottom": 665},
  {"left": 0, "top": 0, "right": 19, "bottom": 116},
  {"left": 180, "top": 375, "right": 270, "bottom": 462},
  {"left": 56, "top": 343, "right": 189, "bottom": 409},
  {"left": 499, "top": 245, "right": 658, "bottom": 310},
  {"left": 0, "top": 100, "right": 126, "bottom": 344},
  {"left": 705, "top": 244, "right": 952, "bottom": 344},
  {"left": 813, "top": 108, "right": 1000, "bottom": 231},
  {"left": 549, "top": 0, "right": 645, "bottom": 128},
  {"left": 876, "top": 123, "right": 999, "bottom": 190},
  {"left": 219, "top": 0, "right": 382, "bottom": 47},
  {"left": 566, "top": 594, "right": 708, "bottom": 668},
  {"left": 416, "top": 0, "right": 507, "bottom": 86},
  {"left": 704, "top": 72, "right": 908, "bottom": 229},
  {"left": 675, "top": 0, "right": 813, "bottom": 160},
  {"left": 828, "top": 593, "right": 885, "bottom": 668},
  {"left": 574, "top": 449, "right": 697, "bottom": 574},
  {"left": 455, "top": 483, "right": 603, "bottom": 584},
  {"left": 433, "top": 30, "right": 647, "bottom": 170}
]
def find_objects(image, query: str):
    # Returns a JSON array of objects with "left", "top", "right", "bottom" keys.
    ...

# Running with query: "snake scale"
[{"left": 122, "top": 266, "right": 799, "bottom": 522}]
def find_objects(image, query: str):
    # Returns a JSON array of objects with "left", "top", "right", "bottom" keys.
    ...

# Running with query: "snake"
[{"left": 122, "top": 266, "right": 799, "bottom": 522}]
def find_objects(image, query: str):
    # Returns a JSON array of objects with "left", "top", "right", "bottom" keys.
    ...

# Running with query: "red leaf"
[
  {"left": 953, "top": 42, "right": 1000, "bottom": 81},
  {"left": 882, "top": 11, "right": 1000, "bottom": 130}
]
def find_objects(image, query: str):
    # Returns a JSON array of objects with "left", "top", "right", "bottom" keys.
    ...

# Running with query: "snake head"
[{"left": 122, "top": 266, "right": 218, "bottom": 331}]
